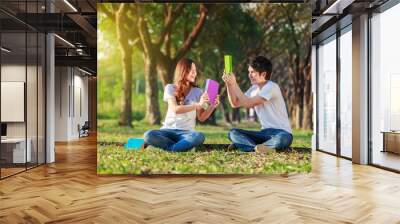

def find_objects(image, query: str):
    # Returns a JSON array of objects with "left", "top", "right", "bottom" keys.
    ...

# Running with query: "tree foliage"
[{"left": 98, "top": 3, "right": 312, "bottom": 130}]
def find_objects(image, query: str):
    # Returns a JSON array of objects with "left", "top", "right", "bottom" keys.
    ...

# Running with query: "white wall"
[
  {"left": 55, "top": 67, "right": 89, "bottom": 141},
  {"left": 73, "top": 72, "right": 89, "bottom": 137},
  {"left": 55, "top": 67, "right": 69, "bottom": 141},
  {"left": 1, "top": 65, "right": 26, "bottom": 81}
]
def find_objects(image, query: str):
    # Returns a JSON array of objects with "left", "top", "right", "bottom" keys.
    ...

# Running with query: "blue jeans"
[
  {"left": 143, "top": 129, "right": 205, "bottom": 152},
  {"left": 228, "top": 128, "right": 293, "bottom": 152}
]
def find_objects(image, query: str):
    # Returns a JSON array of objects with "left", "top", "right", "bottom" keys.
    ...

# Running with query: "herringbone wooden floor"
[{"left": 1, "top": 135, "right": 400, "bottom": 224}]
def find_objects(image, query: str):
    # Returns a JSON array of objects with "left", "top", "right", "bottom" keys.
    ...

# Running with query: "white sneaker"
[{"left": 255, "top": 144, "right": 276, "bottom": 154}]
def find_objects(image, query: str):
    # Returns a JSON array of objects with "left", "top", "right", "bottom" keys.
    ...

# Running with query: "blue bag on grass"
[{"left": 125, "top": 138, "right": 145, "bottom": 150}]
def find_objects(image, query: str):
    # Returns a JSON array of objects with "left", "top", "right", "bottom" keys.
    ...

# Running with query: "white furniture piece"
[
  {"left": 1, "top": 82, "right": 25, "bottom": 122},
  {"left": 1, "top": 138, "right": 31, "bottom": 163}
]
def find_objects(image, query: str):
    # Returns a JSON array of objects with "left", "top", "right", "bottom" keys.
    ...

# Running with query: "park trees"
[
  {"left": 98, "top": 3, "right": 313, "bottom": 130},
  {"left": 192, "top": 5, "right": 261, "bottom": 124},
  {"left": 248, "top": 4, "right": 312, "bottom": 129},
  {"left": 98, "top": 3, "right": 207, "bottom": 125}
]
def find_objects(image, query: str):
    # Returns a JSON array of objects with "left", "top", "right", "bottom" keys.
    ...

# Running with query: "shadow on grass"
[
  {"left": 98, "top": 141, "right": 311, "bottom": 153},
  {"left": 97, "top": 121, "right": 312, "bottom": 174}
]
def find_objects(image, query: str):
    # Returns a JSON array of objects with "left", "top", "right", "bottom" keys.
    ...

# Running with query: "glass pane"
[
  {"left": 318, "top": 35, "right": 337, "bottom": 154},
  {"left": 1, "top": 30, "right": 27, "bottom": 177},
  {"left": 27, "top": 31, "right": 38, "bottom": 169},
  {"left": 340, "top": 27, "right": 352, "bottom": 158},
  {"left": 0, "top": 1, "right": 46, "bottom": 178},
  {"left": 38, "top": 32, "right": 45, "bottom": 165},
  {"left": 371, "top": 4, "right": 400, "bottom": 171}
]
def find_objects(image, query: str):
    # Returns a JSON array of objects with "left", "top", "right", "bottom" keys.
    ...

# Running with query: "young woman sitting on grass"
[{"left": 144, "top": 58, "right": 219, "bottom": 152}]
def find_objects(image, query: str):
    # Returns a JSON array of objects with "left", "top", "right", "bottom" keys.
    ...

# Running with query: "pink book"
[{"left": 205, "top": 79, "right": 219, "bottom": 105}]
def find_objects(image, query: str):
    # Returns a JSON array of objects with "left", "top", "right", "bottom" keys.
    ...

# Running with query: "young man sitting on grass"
[{"left": 222, "top": 56, "right": 292, "bottom": 153}]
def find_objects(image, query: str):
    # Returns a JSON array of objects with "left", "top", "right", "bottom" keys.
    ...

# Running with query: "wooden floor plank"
[{"left": 0, "top": 135, "right": 400, "bottom": 223}]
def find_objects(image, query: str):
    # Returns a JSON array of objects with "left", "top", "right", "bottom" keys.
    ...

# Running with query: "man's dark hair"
[{"left": 249, "top": 56, "right": 272, "bottom": 80}]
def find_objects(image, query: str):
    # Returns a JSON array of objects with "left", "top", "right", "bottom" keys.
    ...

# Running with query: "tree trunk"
[
  {"left": 295, "top": 104, "right": 303, "bottom": 129},
  {"left": 158, "top": 57, "right": 175, "bottom": 86},
  {"left": 302, "top": 69, "right": 313, "bottom": 130},
  {"left": 144, "top": 56, "right": 161, "bottom": 124},
  {"left": 201, "top": 112, "right": 217, "bottom": 125},
  {"left": 289, "top": 95, "right": 296, "bottom": 127},
  {"left": 232, "top": 108, "right": 241, "bottom": 123},
  {"left": 158, "top": 32, "right": 175, "bottom": 86},
  {"left": 119, "top": 49, "right": 133, "bottom": 126},
  {"left": 295, "top": 85, "right": 304, "bottom": 129},
  {"left": 302, "top": 100, "right": 313, "bottom": 130},
  {"left": 220, "top": 94, "right": 231, "bottom": 124},
  {"left": 116, "top": 5, "right": 133, "bottom": 127},
  {"left": 157, "top": 4, "right": 207, "bottom": 86}
]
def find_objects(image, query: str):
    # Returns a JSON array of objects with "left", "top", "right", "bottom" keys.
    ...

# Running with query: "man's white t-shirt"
[
  {"left": 245, "top": 81, "right": 292, "bottom": 133},
  {"left": 161, "top": 84, "right": 203, "bottom": 130}
]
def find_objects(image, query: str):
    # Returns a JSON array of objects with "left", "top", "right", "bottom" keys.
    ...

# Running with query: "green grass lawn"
[{"left": 97, "top": 119, "right": 312, "bottom": 174}]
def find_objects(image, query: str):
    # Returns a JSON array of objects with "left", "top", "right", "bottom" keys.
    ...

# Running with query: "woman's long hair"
[{"left": 173, "top": 58, "right": 197, "bottom": 105}]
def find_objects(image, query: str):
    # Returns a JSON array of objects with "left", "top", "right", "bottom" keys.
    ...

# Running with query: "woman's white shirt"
[{"left": 161, "top": 84, "right": 203, "bottom": 130}]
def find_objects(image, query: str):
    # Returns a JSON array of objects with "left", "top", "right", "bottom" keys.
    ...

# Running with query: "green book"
[{"left": 224, "top": 55, "right": 233, "bottom": 74}]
